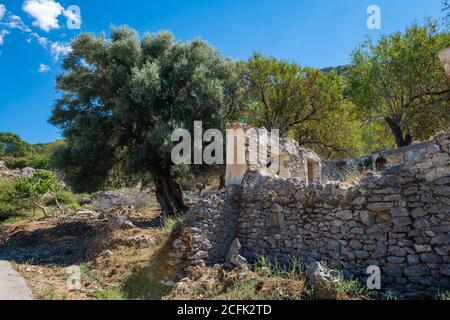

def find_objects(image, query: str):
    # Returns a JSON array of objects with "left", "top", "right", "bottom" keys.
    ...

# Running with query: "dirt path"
[{"left": 0, "top": 260, "right": 33, "bottom": 300}]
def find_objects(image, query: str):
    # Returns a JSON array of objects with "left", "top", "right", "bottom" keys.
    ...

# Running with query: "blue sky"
[{"left": 0, "top": 0, "right": 446, "bottom": 144}]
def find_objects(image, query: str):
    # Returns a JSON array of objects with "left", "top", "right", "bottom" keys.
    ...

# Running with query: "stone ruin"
[
  {"left": 224, "top": 123, "right": 321, "bottom": 187},
  {"left": 440, "top": 47, "right": 450, "bottom": 77},
  {"left": 169, "top": 128, "right": 450, "bottom": 299},
  {"left": 168, "top": 53, "right": 450, "bottom": 298}
]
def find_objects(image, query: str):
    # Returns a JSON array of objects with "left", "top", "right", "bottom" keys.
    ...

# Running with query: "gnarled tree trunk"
[
  {"left": 154, "top": 174, "right": 188, "bottom": 216},
  {"left": 385, "top": 117, "right": 411, "bottom": 148}
]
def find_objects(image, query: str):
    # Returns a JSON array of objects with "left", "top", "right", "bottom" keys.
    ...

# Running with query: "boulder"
[
  {"left": 306, "top": 262, "right": 340, "bottom": 300},
  {"left": 107, "top": 213, "right": 135, "bottom": 231},
  {"left": 225, "top": 238, "right": 248, "bottom": 268}
]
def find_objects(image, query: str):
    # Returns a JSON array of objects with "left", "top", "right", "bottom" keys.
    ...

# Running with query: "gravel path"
[{"left": 0, "top": 260, "right": 33, "bottom": 300}]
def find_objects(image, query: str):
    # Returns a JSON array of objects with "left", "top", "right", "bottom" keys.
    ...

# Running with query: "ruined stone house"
[{"left": 224, "top": 123, "right": 322, "bottom": 187}]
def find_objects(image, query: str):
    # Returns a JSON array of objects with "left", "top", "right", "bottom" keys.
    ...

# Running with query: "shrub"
[
  {"left": 28, "top": 155, "right": 49, "bottom": 169},
  {"left": 0, "top": 178, "right": 28, "bottom": 220},
  {"left": 44, "top": 190, "right": 78, "bottom": 206},
  {"left": 15, "top": 171, "right": 60, "bottom": 217},
  {"left": 2, "top": 156, "right": 30, "bottom": 169}
]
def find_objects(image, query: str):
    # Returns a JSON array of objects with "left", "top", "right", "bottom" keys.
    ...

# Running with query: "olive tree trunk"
[
  {"left": 385, "top": 117, "right": 412, "bottom": 148},
  {"left": 154, "top": 174, "right": 188, "bottom": 216}
]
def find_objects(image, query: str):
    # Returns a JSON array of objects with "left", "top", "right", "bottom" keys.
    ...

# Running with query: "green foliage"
[
  {"left": 0, "top": 132, "right": 65, "bottom": 170},
  {"left": 348, "top": 20, "right": 450, "bottom": 147},
  {"left": 239, "top": 53, "right": 364, "bottom": 159},
  {"left": 15, "top": 171, "right": 61, "bottom": 217},
  {"left": 49, "top": 27, "right": 240, "bottom": 214},
  {"left": 44, "top": 190, "right": 78, "bottom": 206},
  {"left": 0, "top": 178, "right": 28, "bottom": 220},
  {"left": 436, "top": 290, "right": 450, "bottom": 300},
  {"left": 15, "top": 171, "right": 60, "bottom": 199},
  {"left": 0, "top": 132, "right": 34, "bottom": 158},
  {"left": 334, "top": 274, "right": 369, "bottom": 297},
  {"left": 2, "top": 156, "right": 31, "bottom": 169},
  {"left": 94, "top": 288, "right": 126, "bottom": 300}
]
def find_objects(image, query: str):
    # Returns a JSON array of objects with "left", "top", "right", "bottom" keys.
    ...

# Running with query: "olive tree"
[
  {"left": 49, "top": 27, "right": 240, "bottom": 215},
  {"left": 348, "top": 21, "right": 450, "bottom": 147}
]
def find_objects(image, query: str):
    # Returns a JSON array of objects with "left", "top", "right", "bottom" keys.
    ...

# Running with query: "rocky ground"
[{"left": 0, "top": 205, "right": 169, "bottom": 300}]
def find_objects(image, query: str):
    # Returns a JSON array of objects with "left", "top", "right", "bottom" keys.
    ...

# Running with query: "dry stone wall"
[{"left": 170, "top": 131, "right": 450, "bottom": 297}]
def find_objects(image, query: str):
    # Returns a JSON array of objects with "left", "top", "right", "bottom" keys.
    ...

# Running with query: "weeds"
[{"left": 436, "top": 290, "right": 450, "bottom": 300}]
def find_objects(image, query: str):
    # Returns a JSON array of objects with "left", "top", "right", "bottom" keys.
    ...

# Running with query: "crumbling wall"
[
  {"left": 170, "top": 131, "right": 450, "bottom": 297},
  {"left": 169, "top": 187, "right": 240, "bottom": 270}
]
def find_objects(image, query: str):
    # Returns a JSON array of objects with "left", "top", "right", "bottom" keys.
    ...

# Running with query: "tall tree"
[
  {"left": 239, "top": 53, "right": 362, "bottom": 159},
  {"left": 348, "top": 20, "right": 450, "bottom": 148},
  {"left": 49, "top": 27, "right": 240, "bottom": 215}
]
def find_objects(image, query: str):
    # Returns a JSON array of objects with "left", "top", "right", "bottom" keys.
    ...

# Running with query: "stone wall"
[{"left": 170, "top": 131, "right": 450, "bottom": 297}]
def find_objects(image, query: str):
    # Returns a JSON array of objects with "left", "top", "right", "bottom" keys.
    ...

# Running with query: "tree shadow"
[
  {"left": 121, "top": 230, "right": 178, "bottom": 300},
  {"left": 0, "top": 220, "right": 102, "bottom": 266}
]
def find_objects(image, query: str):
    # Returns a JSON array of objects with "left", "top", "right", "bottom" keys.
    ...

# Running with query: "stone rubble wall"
[{"left": 170, "top": 131, "right": 450, "bottom": 297}]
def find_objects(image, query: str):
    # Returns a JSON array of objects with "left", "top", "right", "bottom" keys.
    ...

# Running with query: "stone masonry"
[{"left": 169, "top": 131, "right": 450, "bottom": 298}]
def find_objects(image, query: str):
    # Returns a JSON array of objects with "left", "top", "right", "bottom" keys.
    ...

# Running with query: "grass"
[
  {"left": 87, "top": 214, "right": 185, "bottom": 300},
  {"left": 436, "top": 291, "right": 450, "bottom": 300},
  {"left": 334, "top": 274, "right": 369, "bottom": 298},
  {"left": 95, "top": 287, "right": 126, "bottom": 300},
  {"left": 175, "top": 256, "right": 311, "bottom": 300},
  {"left": 0, "top": 209, "right": 45, "bottom": 225}
]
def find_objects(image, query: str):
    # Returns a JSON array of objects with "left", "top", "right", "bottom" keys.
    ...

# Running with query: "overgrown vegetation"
[
  {"left": 0, "top": 171, "right": 79, "bottom": 222},
  {"left": 0, "top": 132, "right": 65, "bottom": 170},
  {"left": 0, "top": 178, "right": 27, "bottom": 220}
]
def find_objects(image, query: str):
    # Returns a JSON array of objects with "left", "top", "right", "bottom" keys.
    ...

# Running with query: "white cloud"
[
  {"left": 22, "top": 0, "right": 64, "bottom": 32},
  {"left": 1, "top": 14, "right": 31, "bottom": 32},
  {"left": 50, "top": 41, "right": 71, "bottom": 60},
  {"left": 38, "top": 63, "right": 50, "bottom": 73},
  {"left": 28, "top": 32, "right": 48, "bottom": 47},
  {"left": 0, "top": 4, "right": 6, "bottom": 21},
  {"left": 0, "top": 29, "right": 9, "bottom": 45}
]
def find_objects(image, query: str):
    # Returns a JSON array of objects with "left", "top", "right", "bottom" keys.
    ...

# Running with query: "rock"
[
  {"left": 390, "top": 207, "right": 409, "bottom": 217},
  {"left": 367, "top": 202, "right": 393, "bottom": 212},
  {"left": 392, "top": 217, "right": 412, "bottom": 227},
  {"left": 20, "top": 167, "right": 35, "bottom": 177},
  {"left": 107, "top": 213, "right": 135, "bottom": 231},
  {"left": 404, "top": 265, "right": 429, "bottom": 277},
  {"left": 306, "top": 262, "right": 339, "bottom": 300},
  {"left": 419, "top": 253, "right": 441, "bottom": 264},
  {"left": 432, "top": 186, "right": 450, "bottom": 197},
  {"left": 0, "top": 161, "right": 6, "bottom": 170},
  {"left": 389, "top": 246, "right": 407, "bottom": 257},
  {"left": 410, "top": 208, "right": 427, "bottom": 218},
  {"left": 352, "top": 197, "right": 366, "bottom": 206},
  {"left": 360, "top": 211, "right": 375, "bottom": 227},
  {"left": 414, "top": 245, "right": 432, "bottom": 253},
  {"left": 271, "top": 203, "right": 283, "bottom": 213},
  {"left": 336, "top": 210, "right": 353, "bottom": 220},
  {"left": 225, "top": 238, "right": 248, "bottom": 268},
  {"left": 440, "top": 265, "right": 450, "bottom": 276},
  {"left": 383, "top": 265, "right": 402, "bottom": 277},
  {"left": 431, "top": 235, "right": 450, "bottom": 245}
]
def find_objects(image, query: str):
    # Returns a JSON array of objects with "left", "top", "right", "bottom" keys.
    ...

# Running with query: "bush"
[
  {"left": 44, "top": 190, "right": 78, "bottom": 206},
  {"left": 28, "top": 155, "right": 49, "bottom": 169},
  {"left": 2, "top": 156, "right": 30, "bottom": 169},
  {"left": 0, "top": 178, "right": 28, "bottom": 220}
]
